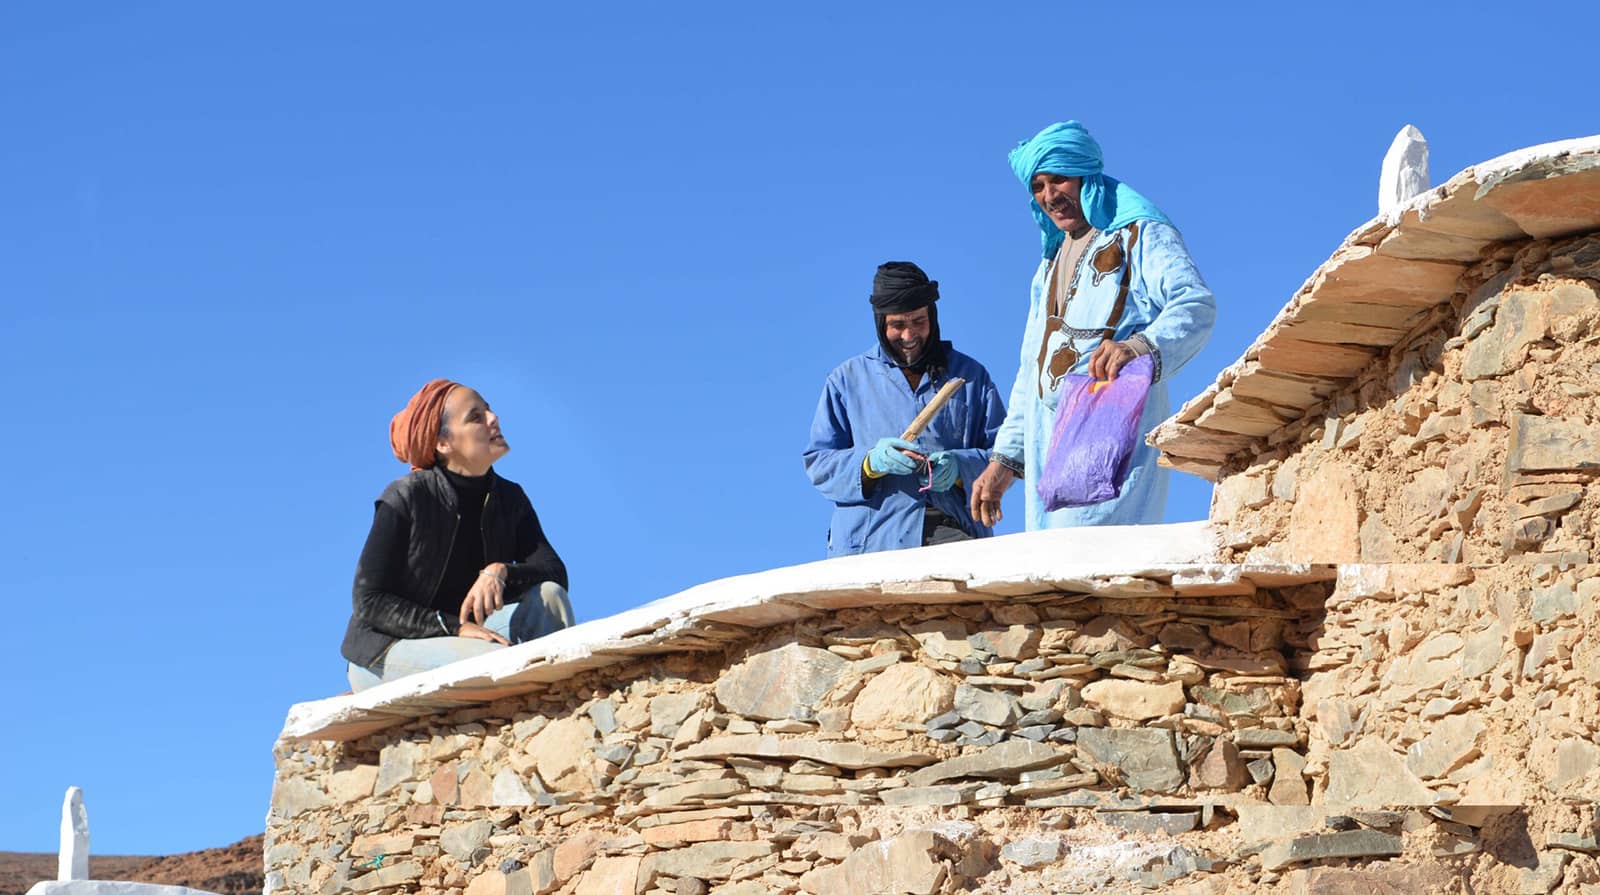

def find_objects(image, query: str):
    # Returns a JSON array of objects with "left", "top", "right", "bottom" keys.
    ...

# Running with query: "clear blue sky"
[{"left": 2, "top": 2, "right": 1592, "bottom": 854}]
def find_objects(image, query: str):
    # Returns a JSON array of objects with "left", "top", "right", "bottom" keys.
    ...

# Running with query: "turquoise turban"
[{"left": 1008, "top": 120, "right": 1171, "bottom": 258}]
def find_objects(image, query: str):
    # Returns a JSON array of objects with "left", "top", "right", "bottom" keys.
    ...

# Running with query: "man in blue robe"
[
  {"left": 804, "top": 262, "right": 1008, "bottom": 557},
  {"left": 969, "top": 121, "right": 1217, "bottom": 530}
]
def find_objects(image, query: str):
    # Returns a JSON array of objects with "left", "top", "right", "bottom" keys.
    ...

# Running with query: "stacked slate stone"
[
  {"left": 266, "top": 582, "right": 1358, "bottom": 895},
  {"left": 1205, "top": 232, "right": 1600, "bottom": 566}
]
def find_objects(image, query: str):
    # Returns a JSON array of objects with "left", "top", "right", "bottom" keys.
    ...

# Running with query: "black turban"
[
  {"left": 869, "top": 261, "right": 947, "bottom": 376},
  {"left": 869, "top": 261, "right": 941, "bottom": 313}
]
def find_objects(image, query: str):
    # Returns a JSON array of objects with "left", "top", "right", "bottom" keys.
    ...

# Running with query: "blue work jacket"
[{"left": 803, "top": 343, "right": 1007, "bottom": 557}]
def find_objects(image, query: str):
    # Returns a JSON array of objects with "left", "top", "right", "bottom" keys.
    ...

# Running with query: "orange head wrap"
[{"left": 389, "top": 378, "right": 461, "bottom": 470}]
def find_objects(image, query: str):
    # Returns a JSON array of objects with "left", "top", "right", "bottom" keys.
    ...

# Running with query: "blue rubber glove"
[
  {"left": 867, "top": 437, "right": 921, "bottom": 476},
  {"left": 925, "top": 451, "right": 959, "bottom": 492}
]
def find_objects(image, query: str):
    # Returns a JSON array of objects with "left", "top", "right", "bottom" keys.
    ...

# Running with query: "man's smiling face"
[
  {"left": 1031, "top": 172, "right": 1088, "bottom": 237},
  {"left": 883, "top": 306, "right": 931, "bottom": 365}
]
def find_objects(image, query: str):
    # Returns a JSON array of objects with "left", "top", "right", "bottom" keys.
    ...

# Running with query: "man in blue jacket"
[{"left": 804, "top": 262, "right": 1008, "bottom": 557}]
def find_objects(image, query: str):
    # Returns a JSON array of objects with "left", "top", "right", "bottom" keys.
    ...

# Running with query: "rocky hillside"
[{"left": 0, "top": 834, "right": 261, "bottom": 895}]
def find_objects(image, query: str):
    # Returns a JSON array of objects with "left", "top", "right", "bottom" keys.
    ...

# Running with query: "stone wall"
[
  {"left": 1209, "top": 233, "right": 1600, "bottom": 565},
  {"left": 268, "top": 565, "right": 1600, "bottom": 895}
]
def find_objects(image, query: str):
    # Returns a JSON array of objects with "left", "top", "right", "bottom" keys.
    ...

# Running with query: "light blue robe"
[
  {"left": 804, "top": 343, "right": 1007, "bottom": 557},
  {"left": 992, "top": 220, "right": 1216, "bottom": 529}
]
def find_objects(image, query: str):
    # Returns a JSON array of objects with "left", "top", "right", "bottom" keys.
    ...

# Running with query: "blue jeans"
[{"left": 347, "top": 582, "right": 574, "bottom": 692}]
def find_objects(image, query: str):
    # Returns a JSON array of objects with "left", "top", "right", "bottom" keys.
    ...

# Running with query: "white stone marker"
[
  {"left": 1379, "top": 124, "right": 1430, "bottom": 215},
  {"left": 59, "top": 787, "right": 90, "bottom": 881}
]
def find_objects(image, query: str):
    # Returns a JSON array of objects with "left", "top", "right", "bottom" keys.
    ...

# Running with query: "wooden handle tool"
[{"left": 900, "top": 377, "right": 966, "bottom": 442}]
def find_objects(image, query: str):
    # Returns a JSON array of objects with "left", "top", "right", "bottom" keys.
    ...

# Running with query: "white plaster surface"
[
  {"left": 59, "top": 787, "right": 88, "bottom": 882},
  {"left": 277, "top": 522, "right": 1335, "bottom": 742},
  {"left": 1378, "top": 124, "right": 1429, "bottom": 214},
  {"left": 29, "top": 884, "right": 221, "bottom": 895}
]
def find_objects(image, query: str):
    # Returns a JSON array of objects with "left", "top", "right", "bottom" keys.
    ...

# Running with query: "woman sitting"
[{"left": 341, "top": 378, "right": 574, "bottom": 691}]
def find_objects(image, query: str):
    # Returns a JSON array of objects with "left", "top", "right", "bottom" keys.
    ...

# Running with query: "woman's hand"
[
  {"left": 1088, "top": 339, "right": 1138, "bottom": 381},
  {"left": 458, "top": 621, "right": 509, "bottom": 645},
  {"left": 969, "top": 460, "right": 1016, "bottom": 527},
  {"left": 460, "top": 563, "right": 508, "bottom": 626}
]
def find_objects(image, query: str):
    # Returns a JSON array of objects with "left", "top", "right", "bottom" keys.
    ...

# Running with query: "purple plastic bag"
[{"left": 1035, "top": 354, "right": 1154, "bottom": 511}]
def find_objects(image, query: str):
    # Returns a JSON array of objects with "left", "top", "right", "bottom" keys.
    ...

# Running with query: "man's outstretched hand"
[{"left": 969, "top": 460, "right": 1016, "bottom": 527}]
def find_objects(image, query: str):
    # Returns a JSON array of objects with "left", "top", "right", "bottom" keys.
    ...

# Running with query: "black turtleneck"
[{"left": 435, "top": 467, "right": 492, "bottom": 617}]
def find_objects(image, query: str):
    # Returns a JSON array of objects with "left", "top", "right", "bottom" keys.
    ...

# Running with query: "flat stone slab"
[
  {"left": 681, "top": 734, "right": 936, "bottom": 770},
  {"left": 1098, "top": 810, "right": 1201, "bottom": 835},
  {"left": 905, "top": 739, "right": 1066, "bottom": 787},
  {"left": 1077, "top": 728, "right": 1185, "bottom": 794},
  {"left": 1261, "top": 829, "right": 1404, "bottom": 871}
]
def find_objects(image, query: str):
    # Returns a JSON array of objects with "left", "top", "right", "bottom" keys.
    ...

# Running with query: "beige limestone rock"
[
  {"left": 525, "top": 716, "right": 597, "bottom": 793},
  {"left": 905, "top": 619, "right": 973, "bottom": 660},
  {"left": 350, "top": 831, "right": 419, "bottom": 858},
  {"left": 1400, "top": 466, "right": 1450, "bottom": 524},
  {"left": 991, "top": 604, "right": 1040, "bottom": 626},
  {"left": 671, "top": 709, "right": 712, "bottom": 750},
  {"left": 1288, "top": 465, "right": 1361, "bottom": 562},
  {"left": 1212, "top": 472, "right": 1270, "bottom": 520},
  {"left": 573, "top": 856, "right": 640, "bottom": 895},
  {"left": 1269, "top": 748, "right": 1310, "bottom": 805},
  {"left": 1550, "top": 737, "right": 1600, "bottom": 795},
  {"left": 491, "top": 767, "right": 534, "bottom": 806},
  {"left": 1507, "top": 413, "right": 1600, "bottom": 473},
  {"left": 375, "top": 739, "right": 422, "bottom": 795},
  {"left": 1237, "top": 805, "right": 1325, "bottom": 843},
  {"left": 839, "top": 831, "right": 949, "bottom": 895},
  {"left": 1464, "top": 291, "right": 1545, "bottom": 380},
  {"left": 642, "top": 841, "right": 776, "bottom": 882},
  {"left": 797, "top": 863, "right": 844, "bottom": 894},
  {"left": 432, "top": 762, "right": 460, "bottom": 806},
  {"left": 643, "top": 778, "right": 745, "bottom": 808},
  {"left": 327, "top": 765, "right": 378, "bottom": 803},
  {"left": 1358, "top": 511, "right": 1398, "bottom": 562},
  {"left": 979, "top": 624, "right": 1043, "bottom": 661},
  {"left": 1381, "top": 631, "right": 1463, "bottom": 700},
  {"left": 1406, "top": 714, "right": 1485, "bottom": 779},
  {"left": 716, "top": 642, "right": 848, "bottom": 721},
  {"left": 554, "top": 829, "right": 606, "bottom": 882},
  {"left": 269, "top": 777, "right": 327, "bottom": 818},
  {"left": 850, "top": 663, "right": 955, "bottom": 729},
  {"left": 441, "top": 819, "right": 494, "bottom": 862},
  {"left": 643, "top": 819, "right": 733, "bottom": 846},
  {"left": 1324, "top": 740, "right": 1435, "bottom": 807},
  {"left": 1080, "top": 679, "right": 1184, "bottom": 721},
  {"left": 349, "top": 861, "right": 424, "bottom": 892},
  {"left": 1461, "top": 621, "right": 1508, "bottom": 678},
  {"left": 1069, "top": 616, "right": 1150, "bottom": 653},
  {"left": 465, "top": 868, "right": 539, "bottom": 895},
  {"left": 650, "top": 693, "right": 703, "bottom": 737}
]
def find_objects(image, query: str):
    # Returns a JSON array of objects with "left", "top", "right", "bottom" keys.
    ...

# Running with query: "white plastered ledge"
[
  {"left": 28, "top": 884, "right": 221, "bottom": 895},
  {"left": 279, "top": 522, "right": 1334, "bottom": 743}
]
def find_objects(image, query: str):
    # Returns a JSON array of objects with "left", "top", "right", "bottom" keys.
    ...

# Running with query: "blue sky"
[{"left": 2, "top": 2, "right": 1593, "bottom": 854}]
